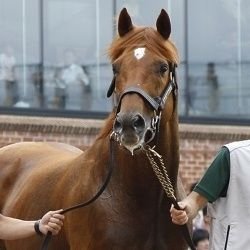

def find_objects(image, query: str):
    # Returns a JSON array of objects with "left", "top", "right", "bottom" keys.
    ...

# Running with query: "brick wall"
[
  {"left": 1, "top": 115, "right": 250, "bottom": 193},
  {"left": 179, "top": 124, "right": 250, "bottom": 191},
  {"left": 0, "top": 115, "right": 102, "bottom": 150}
]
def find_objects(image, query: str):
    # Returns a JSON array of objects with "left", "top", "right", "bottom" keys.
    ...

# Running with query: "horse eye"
[{"left": 159, "top": 64, "right": 169, "bottom": 75}]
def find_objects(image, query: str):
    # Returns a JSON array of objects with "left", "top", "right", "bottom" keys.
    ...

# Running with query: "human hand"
[
  {"left": 170, "top": 192, "right": 208, "bottom": 226},
  {"left": 170, "top": 202, "right": 189, "bottom": 225},
  {"left": 39, "top": 209, "right": 65, "bottom": 235}
]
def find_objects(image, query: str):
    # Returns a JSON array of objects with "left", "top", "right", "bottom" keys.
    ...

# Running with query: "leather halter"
[
  {"left": 116, "top": 79, "right": 176, "bottom": 114},
  {"left": 107, "top": 63, "right": 178, "bottom": 111},
  {"left": 108, "top": 63, "right": 178, "bottom": 144}
]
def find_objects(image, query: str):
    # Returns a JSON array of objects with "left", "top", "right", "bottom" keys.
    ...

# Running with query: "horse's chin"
[
  {"left": 117, "top": 128, "right": 155, "bottom": 156},
  {"left": 123, "top": 143, "right": 143, "bottom": 156}
]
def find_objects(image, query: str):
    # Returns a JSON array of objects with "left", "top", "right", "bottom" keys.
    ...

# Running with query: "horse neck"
[
  {"left": 75, "top": 111, "right": 179, "bottom": 202},
  {"left": 109, "top": 113, "right": 179, "bottom": 198}
]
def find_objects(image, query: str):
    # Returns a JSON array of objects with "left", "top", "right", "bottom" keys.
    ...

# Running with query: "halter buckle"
[{"left": 151, "top": 111, "right": 161, "bottom": 130}]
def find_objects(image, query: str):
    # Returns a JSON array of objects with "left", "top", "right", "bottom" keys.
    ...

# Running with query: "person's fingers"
[
  {"left": 50, "top": 209, "right": 64, "bottom": 215},
  {"left": 170, "top": 205, "right": 185, "bottom": 215},
  {"left": 48, "top": 222, "right": 61, "bottom": 230},
  {"left": 172, "top": 215, "right": 188, "bottom": 225},
  {"left": 171, "top": 209, "right": 186, "bottom": 220},
  {"left": 170, "top": 202, "right": 186, "bottom": 211},
  {"left": 40, "top": 210, "right": 65, "bottom": 235},
  {"left": 46, "top": 213, "right": 64, "bottom": 235},
  {"left": 41, "top": 211, "right": 53, "bottom": 224},
  {"left": 52, "top": 213, "right": 65, "bottom": 220},
  {"left": 170, "top": 203, "right": 188, "bottom": 225},
  {"left": 49, "top": 217, "right": 63, "bottom": 226},
  {"left": 47, "top": 222, "right": 62, "bottom": 235}
]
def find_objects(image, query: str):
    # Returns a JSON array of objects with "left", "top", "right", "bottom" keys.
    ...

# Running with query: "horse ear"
[
  {"left": 156, "top": 9, "right": 171, "bottom": 40},
  {"left": 118, "top": 8, "right": 133, "bottom": 37}
]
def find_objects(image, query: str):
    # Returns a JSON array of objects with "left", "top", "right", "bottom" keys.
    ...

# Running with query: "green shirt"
[{"left": 193, "top": 146, "right": 230, "bottom": 203}]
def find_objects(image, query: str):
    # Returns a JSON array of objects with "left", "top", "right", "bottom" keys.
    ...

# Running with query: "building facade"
[{"left": 0, "top": 0, "right": 250, "bottom": 121}]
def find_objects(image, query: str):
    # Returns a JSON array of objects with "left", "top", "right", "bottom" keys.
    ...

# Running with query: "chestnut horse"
[{"left": 0, "top": 8, "right": 189, "bottom": 250}]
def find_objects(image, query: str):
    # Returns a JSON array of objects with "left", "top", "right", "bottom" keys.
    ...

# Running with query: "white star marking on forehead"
[{"left": 134, "top": 47, "right": 146, "bottom": 60}]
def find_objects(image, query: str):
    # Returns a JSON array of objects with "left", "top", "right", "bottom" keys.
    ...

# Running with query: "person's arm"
[
  {"left": 170, "top": 191, "right": 208, "bottom": 225},
  {"left": 170, "top": 146, "right": 230, "bottom": 225},
  {"left": 0, "top": 209, "right": 64, "bottom": 240}
]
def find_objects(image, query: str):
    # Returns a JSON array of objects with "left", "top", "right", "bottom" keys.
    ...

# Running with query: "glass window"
[
  {"left": 186, "top": 0, "right": 250, "bottom": 118},
  {"left": 0, "top": 0, "right": 38, "bottom": 108},
  {"left": 0, "top": 0, "right": 114, "bottom": 113},
  {"left": 43, "top": 0, "right": 113, "bottom": 112},
  {"left": 1, "top": 0, "right": 250, "bottom": 123}
]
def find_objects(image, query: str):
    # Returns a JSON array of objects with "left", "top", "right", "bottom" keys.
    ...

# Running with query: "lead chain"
[{"left": 145, "top": 146, "right": 176, "bottom": 200}]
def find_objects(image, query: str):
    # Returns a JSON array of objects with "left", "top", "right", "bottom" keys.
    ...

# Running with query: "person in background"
[
  {"left": 53, "top": 49, "right": 90, "bottom": 109},
  {"left": 0, "top": 209, "right": 64, "bottom": 240},
  {"left": 170, "top": 140, "right": 250, "bottom": 249},
  {"left": 206, "top": 62, "right": 219, "bottom": 113},
  {"left": 192, "top": 228, "right": 209, "bottom": 250},
  {"left": 32, "top": 65, "right": 44, "bottom": 108}
]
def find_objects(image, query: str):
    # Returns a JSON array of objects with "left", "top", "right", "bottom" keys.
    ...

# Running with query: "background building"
[{"left": 0, "top": 0, "right": 250, "bottom": 121}]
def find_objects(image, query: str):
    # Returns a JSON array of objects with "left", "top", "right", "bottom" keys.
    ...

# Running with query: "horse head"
[{"left": 108, "top": 8, "right": 179, "bottom": 154}]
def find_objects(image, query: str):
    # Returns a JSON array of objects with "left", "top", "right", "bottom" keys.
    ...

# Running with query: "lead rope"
[{"left": 144, "top": 146, "right": 196, "bottom": 250}]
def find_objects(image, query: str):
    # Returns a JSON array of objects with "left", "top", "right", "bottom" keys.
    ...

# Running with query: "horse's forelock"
[{"left": 108, "top": 27, "right": 179, "bottom": 64}]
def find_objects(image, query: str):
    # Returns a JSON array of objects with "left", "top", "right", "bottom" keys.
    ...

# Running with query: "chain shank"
[{"left": 145, "top": 147, "right": 176, "bottom": 200}]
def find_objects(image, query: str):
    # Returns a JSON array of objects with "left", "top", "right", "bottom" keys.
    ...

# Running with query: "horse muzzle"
[{"left": 113, "top": 112, "right": 157, "bottom": 155}]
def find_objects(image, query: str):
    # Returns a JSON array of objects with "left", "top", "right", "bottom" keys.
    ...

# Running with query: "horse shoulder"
[{"left": 0, "top": 142, "right": 83, "bottom": 215}]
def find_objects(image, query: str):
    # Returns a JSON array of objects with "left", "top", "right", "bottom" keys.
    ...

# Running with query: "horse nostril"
[
  {"left": 133, "top": 114, "right": 145, "bottom": 132},
  {"left": 114, "top": 117, "right": 123, "bottom": 133}
]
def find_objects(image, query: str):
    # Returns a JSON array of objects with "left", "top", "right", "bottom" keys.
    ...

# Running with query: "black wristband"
[{"left": 34, "top": 220, "right": 43, "bottom": 236}]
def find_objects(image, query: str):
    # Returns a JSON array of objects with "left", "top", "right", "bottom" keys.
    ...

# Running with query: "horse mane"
[{"left": 108, "top": 26, "right": 179, "bottom": 63}]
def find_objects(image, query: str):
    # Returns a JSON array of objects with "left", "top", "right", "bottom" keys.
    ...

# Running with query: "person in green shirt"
[
  {"left": 171, "top": 140, "right": 250, "bottom": 249},
  {"left": 170, "top": 146, "right": 230, "bottom": 225},
  {"left": 0, "top": 209, "right": 64, "bottom": 240}
]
